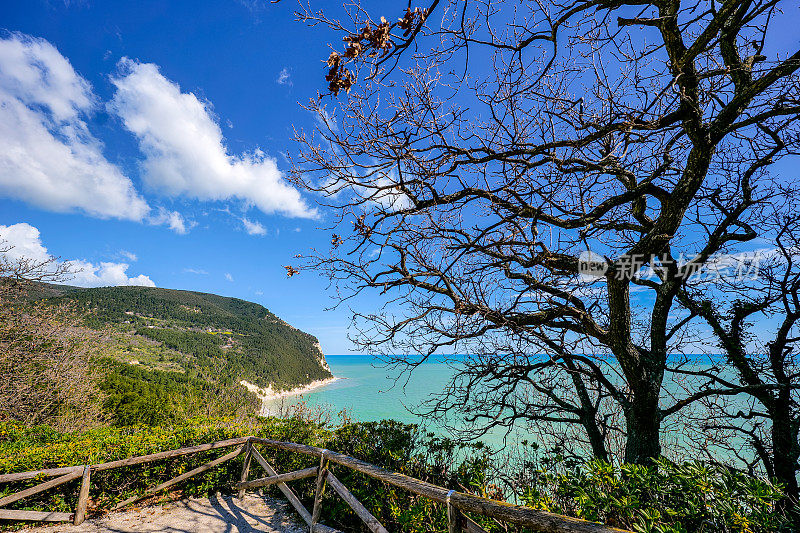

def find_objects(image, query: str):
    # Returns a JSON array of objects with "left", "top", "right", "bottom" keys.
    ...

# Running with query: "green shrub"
[
  {"left": 1, "top": 419, "right": 795, "bottom": 533},
  {"left": 0, "top": 418, "right": 493, "bottom": 532},
  {"left": 520, "top": 456, "right": 795, "bottom": 533}
]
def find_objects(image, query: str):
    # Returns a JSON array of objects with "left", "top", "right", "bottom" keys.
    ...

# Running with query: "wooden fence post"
[
  {"left": 73, "top": 465, "right": 91, "bottom": 525},
  {"left": 326, "top": 472, "right": 389, "bottom": 533},
  {"left": 447, "top": 490, "right": 463, "bottom": 533},
  {"left": 310, "top": 450, "right": 329, "bottom": 533},
  {"left": 238, "top": 441, "right": 252, "bottom": 499}
]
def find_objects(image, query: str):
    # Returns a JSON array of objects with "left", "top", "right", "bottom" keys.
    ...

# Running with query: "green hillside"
[{"left": 40, "top": 284, "right": 332, "bottom": 392}]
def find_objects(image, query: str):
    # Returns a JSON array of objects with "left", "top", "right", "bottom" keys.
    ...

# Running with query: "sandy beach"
[{"left": 239, "top": 376, "right": 340, "bottom": 413}]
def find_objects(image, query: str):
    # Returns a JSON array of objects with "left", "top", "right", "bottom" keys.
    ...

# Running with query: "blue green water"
[
  {"left": 264, "top": 355, "right": 538, "bottom": 451},
  {"left": 263, "top": 355, "right": 746, "bottom": 459},
  {"left": 265, "top": 354, "right": 452, "bottom": 426}
]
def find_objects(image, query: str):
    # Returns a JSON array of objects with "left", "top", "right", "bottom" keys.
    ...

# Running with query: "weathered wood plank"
[
  {"left": 113, "top": 445, "right": 245, "bottom": 510},
  {"left": 238, "top": 442, "right": 252, "bottom": 499},
  {"left": 235, "top": 467, "right": 318, "bottom": 491},
  {"left": 448, "top": 493, "right": 464, "bottom": 533},
  {"left": 310, "top": 453, "right": 329, "bottom": 531},
  {"left": 95, "top": 436, "right": 249, "bottom": 472},
  {"left": 248, "top": 446, "right": 340, "bottom": 533},
  {"left": 0, "top": 470, "right": 83, "bottom": 508},
  {"left": 326, "top": 472, "right": 389, "bottom": 533},
  {"left": 0, "top": 509, "right": 72, "bottom": 522},
  {"left": 250, "top": 437, "right": 629, "bottom": 533},
  {"left": 464, "top": 515, "right": 490, "bottom": 533},
  {"left": 0, "top": 466, "right": 82, "bottom": 484},
  {"left": 73, "top": 465, "right": 91, "bottom": 525}
]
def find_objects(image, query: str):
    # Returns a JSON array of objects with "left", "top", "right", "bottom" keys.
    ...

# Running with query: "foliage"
[
  {"left": 520, "top": 456, "right": 795, "bottom": 533},
  {"left": 98, "top": 359, "right": 259, "bottom": 426},
  {"left": 1, "top": 417, "right": 793, "bottom": 532},
  {"left": 42, "top": 284, "right": 332, "bottom": 390},
  {"left": 0, "top": 288, "right": 106, "bottom": 431}
]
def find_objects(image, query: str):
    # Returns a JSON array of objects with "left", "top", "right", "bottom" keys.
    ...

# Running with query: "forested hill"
[{"left": 37, "top": 284, "right": 332, "bottom": 391}]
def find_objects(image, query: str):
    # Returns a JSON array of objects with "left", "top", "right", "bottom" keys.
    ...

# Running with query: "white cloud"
[
  {"left": 109, "top": 59, "right": 316, "bottom": 219},
  {"left": 67, "top": 260, "right": 155, "bottom": 288},
  {"left": 119, "top": 250, "right": 138, "bottom": 261},
  {"left": 277, "top": 67, "right": 292, "bottom": 86},
  {"left": 148, "top": 207, "right": 190, "bottom": 234},
  {"left": 0, "top": 222, "right": 154, "bottom": 287},
  {"left": 0, "top": 34, "right": 151, "bottom": 221},
  {"left": 183, "top": 267, "right": 208, "bottom": 275},
  {"left": 225, "top": 272, "right": 234, "bottom": 282},
  {"left": 241, "top": 217, "right": 266, "bottom": 236},
  {"left": 0, "top": 222, "right": 50, "bottom": 263}
]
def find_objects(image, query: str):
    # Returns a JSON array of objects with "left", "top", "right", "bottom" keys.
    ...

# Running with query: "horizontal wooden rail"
[
  {"left": 96, "top": 436, "right": 249, "bottom": 472},
  {"left": 0, "top": 436, "right": 249, "bottom": 484},
  {"left": 0, "top": 466, "right": 82, "bottom": 484},
  {"left": 250, "top": 437, "right": 629, "bottom": 533},
  {"left": 0, "top": 509, "right": 73, "bottom": 522},
  {"left": 235, "top": 466, "right": 318, "bottom": 490},
  {"left": 0, "top": 434, "right": 630, "bottom": 533}
]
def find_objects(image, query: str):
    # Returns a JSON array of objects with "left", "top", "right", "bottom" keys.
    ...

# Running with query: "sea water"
[
  {"left": 263, "top": 354, "right": 533, "bottom": 451},
  {"left": 263, "top": 354, "right": 750, "bottom": 460},
  {"left": 265, "top": 354, "right": 451, "bottom": 426}
]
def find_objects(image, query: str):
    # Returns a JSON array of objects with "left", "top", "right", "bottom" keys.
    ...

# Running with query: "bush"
[
  {"left": 0, "top": 418, "right": 492, "bottom": 532},
  {"left": 520, "top": 456, "right": 795, "bottom": 533},
  {"left": 1, "top": 419, "right": 795, "bottom": 533}
]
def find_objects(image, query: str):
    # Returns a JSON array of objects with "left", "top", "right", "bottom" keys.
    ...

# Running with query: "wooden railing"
[{"left": 0, "top": 436, "right": 630, "bottom": 533}]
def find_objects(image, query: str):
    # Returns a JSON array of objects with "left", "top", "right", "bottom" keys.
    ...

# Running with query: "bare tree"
[
  {"left": 675, "top": 206, "right": 800, "bottom": 505},
  {"left": 0, "top": 246, "right": 106, "bottom": 430},
  {"left": 290, "top": 0, "right": 800, "bottom": 465}
]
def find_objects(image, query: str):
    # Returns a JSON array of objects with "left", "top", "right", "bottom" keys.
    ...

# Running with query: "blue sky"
[
  {"left": 1, "top": 2, "right": 798, "bottom": 358},
  {"left": 0, "top": 0, "right": 360, "bottom": 353}
]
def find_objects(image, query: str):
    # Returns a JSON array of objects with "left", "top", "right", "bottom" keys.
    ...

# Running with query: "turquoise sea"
[
  {"left": 263, "top": 354, "right": 744, "bottom": 458},
  {"left": 263, "top": 355, "right": 543, "bottom": 451},
  {"left": 264, "top": 354, "right": 453, "bottom": 427}
]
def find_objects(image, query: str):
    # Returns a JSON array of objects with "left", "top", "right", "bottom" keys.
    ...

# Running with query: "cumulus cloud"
[
  {"left": 0, "top": 34, "right": 150, "bottom": 221},
  {"left": 109, "top": 59, "right": 315, "bottom": 219},
  {"left": 0, "top": 222, "right": 154, "bottom": 287},
  {"left": 241, "top": 217, "right": 266, "bottom": 236},
  {"left": 68, "top": 259, "right": 155, "bottom": 287},
  {"left": 225, "top": 272, "right": 234, "bottom": 282}
]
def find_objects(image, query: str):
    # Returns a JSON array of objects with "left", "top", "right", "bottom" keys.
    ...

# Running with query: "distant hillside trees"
[{"left": 52, "top": 285, "right": 332, "bottom": 390}]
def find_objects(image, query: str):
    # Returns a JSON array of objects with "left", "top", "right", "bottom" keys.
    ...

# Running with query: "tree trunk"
[
  {"left": 771, "top": 401, "right": 800, "bottom": 509},
  {"left": 580, "top": 409, "right": 609, "bottom": 463},
  {"left": 624, "top": 390, "right": 662, "bottom": 464}
]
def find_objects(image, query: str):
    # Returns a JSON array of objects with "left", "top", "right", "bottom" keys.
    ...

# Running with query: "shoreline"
[{"left": 239, "top": 376, "right": 341, "bottom": 411}]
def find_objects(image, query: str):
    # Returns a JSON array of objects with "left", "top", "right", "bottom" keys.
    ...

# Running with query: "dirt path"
[{"left": 18, "top": 493, "right": 306, "bottom": 533}]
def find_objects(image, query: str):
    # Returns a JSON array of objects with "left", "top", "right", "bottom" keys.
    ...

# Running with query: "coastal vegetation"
[
  {"left": 46, "top": 284, "right": 333, "bottom": 391},
  {"left": 2, "top": 0, "right": 800, "bottom": 531},
  {"left": 0, "top": 275, "right": 331, "bottom": 430},
  {"left": 0, "top": 417, "right": 793, "bottom": 532}
]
